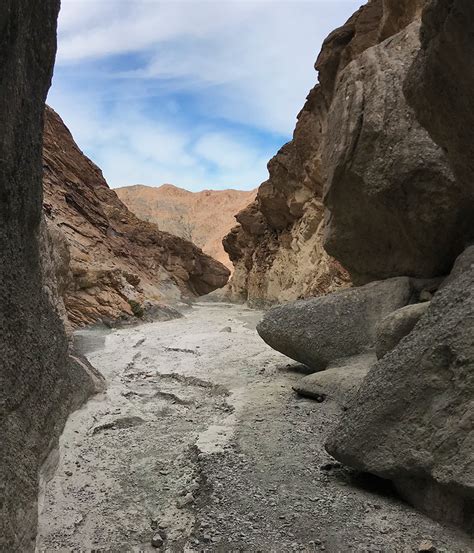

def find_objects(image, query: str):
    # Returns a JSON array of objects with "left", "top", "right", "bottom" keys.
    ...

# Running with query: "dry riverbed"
[{"left": 36, "top": 303, "right": 472, "bottom": 552}]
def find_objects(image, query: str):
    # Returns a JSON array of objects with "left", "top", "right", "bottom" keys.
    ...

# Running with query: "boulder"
[
  {"left": 375, "top": 302, "right": 430, "bottom": 359},
  {"left": 326, "top": 266, "right": 474, "bottom": 533},
  {"left": 257, "top": 277, "right": 412, "bottom": 371},
  {"left": 323, "top": 22, "right": 465, "bottom": 284},
  {"left": 293, "top": 354, "right": 375, "bottom": 407}
]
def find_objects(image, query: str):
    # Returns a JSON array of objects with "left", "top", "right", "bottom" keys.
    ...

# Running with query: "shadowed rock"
[{"left": 375, "top": 302, "right": 430, "bottom": 360}]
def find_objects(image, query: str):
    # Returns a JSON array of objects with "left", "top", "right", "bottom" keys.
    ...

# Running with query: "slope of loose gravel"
[{"left": 36, "top": 303, "right": 473, "bottom": 552}]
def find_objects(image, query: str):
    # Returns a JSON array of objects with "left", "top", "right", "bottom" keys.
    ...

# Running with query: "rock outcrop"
[
  {"left": 0, "top": 2, "right": 102, "bottom": 549},
  {"left": 42, "top": 109, "right": 230, "bottom": 326},
  {"left": 116, "top": 184, "right": 256, "bottom": 271}
]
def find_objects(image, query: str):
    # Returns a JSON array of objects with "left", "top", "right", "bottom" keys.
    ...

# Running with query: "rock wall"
[
  {"left": 253, "top": 0, "right": 474, "bottom": 534},
  {"left": 223, "top": 0, "right": 432, "bottom": 303},
  {"left": 117, "top": 184, "right": 256, "bottom": 270},
  {"left": 43, "top": 108, "right": 230, "bottom": 326},
  {"left": 0, "top": 2, "right": 102, "bottom": 549}
]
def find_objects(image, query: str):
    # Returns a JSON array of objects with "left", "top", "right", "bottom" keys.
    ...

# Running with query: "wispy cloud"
[{"left": 49, "top": 0, "right": 364, "bottom": 190}]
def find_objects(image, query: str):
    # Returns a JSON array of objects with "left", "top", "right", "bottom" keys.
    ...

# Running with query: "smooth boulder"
[
  {"left": 326, "top": 266, "right": 474, "bottom": 533},
  {"left": 257, "top": 277, "right": 412, "bottom": 371},
  {"left": 375, "top": 302, "right": 430, "bottom": 359}
]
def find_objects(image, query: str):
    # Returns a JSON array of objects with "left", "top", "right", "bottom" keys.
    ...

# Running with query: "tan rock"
[{"left": 116, "top": 184, "right": 256, "bottom": 270}]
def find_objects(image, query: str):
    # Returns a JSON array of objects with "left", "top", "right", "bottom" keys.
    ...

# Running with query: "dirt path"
[{"left": 36, "top": 303, "right": 472, "bottom": 552}]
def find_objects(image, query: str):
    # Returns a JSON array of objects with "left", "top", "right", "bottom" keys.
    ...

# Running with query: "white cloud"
[{"left": 50, "top": 0, "right": 364, "bottom": 190}]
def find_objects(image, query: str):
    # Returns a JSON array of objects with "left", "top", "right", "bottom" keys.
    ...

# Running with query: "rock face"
[
  {"left": 116, "top": 184, "right": 256, "bottom": 270},
  {"left": 404, "top": 0, "right": 474, "bottom": 223},
  {"left": 42, "top": 109, "right": 230, "bottom": 326},
  {"left": 257, "top": 278, "right": 413, "bottom": 371},
  {"left": 322, "top": 21, "right": 463, "bottom": 283},
  {"left": 0, "top": 2, "right": 102, "bottom": 549},
  {"left": 326, "top": 262, "right": 474, "bottom": 533},
  {"left": 223, "top": 0, "right": 438, "bottom": 303}
]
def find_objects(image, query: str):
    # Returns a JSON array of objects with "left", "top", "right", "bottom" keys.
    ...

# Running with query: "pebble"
[
  {"left": 418, "top": 541, "right": 436, "bottom": 552},
  {"left": 151, "top": 533, "right": 164, "bottom": 548}
]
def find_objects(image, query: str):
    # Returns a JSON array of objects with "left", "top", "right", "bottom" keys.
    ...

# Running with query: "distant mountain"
[{"left": 116, "top": 184, "right": 257, "bottom": 269}]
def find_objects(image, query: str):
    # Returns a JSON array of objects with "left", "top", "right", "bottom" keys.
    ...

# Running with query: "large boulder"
[
  {"left": 375, "top": 301, "right": 430, "bottom": 359},
  {"left": 257, "top": 277, "right": 412, "bottom": 371},
  {"left": 0, "top": 1, "right": 102, "bottom": 549},
  {"left": 322, "top": 21, "right": 466, "bottom": 284},
  {"left": 326, "top": 264, "right": 474, "bottom": 533}
]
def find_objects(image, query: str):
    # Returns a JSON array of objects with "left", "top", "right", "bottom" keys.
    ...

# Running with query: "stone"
[
  {"left": 418, "top": 541, "right": 436, "bottom": 553},
  {"left": 375, "top": 302, "right": 430, "bottom": 360},
  {"left": 323, "top": 21, "right": 462, "bottom": 284},
  {"left": 440, "top": 245, "right": 474, "bottom": 290},
  {"left": 0, "top": 2, "right": 103, "bottom": 550},
  {"left": 220, "top": 327, "right": 232, "bottom": 333},
  {"left": 151, "top": 533, "right": 164, "bottom": 548},
  {"left": 326, "top": 267, "right": 474, "bottom": 533},
  {"left": 404, "top": 0, "right": 474, "bottom": 233},
  {"left": 293, "top": 354, "right": 375, "bottom": 407},
  {"left": 257, "top": 277, "right": 412, "bottom": 371}
]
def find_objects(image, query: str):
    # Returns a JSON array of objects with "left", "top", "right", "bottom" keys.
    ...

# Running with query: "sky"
[{"left": 48, "top": 0, "right": 364, "bottom": 191}]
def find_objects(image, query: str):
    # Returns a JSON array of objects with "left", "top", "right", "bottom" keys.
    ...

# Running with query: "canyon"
[
  {"left": 42, "top": 108, "right": 229, "bottom": 327},
  {"left": 0, "top": 0, "right": 473, "bottom": 551},
  {"left": 117, "top": 184, "right": 256, "bottom": 271}
]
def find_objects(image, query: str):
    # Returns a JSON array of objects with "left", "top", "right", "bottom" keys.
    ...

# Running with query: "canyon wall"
[
  {"left": 256, "top": 0, "right": 474, "bottom": 533},
  {"left": 224, "top": 0, "right": 466, "bottom": 301},
  {"left": 117, "top": 184, "right": 256, "bottom": 270},
  {"left": 0, "top": 2, "right": 102, "bottom": 549},
  {"left": 43, "top": 109, "right": 230, "bottom": 327}
]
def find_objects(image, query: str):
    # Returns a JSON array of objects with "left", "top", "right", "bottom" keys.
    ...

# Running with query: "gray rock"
[
  {"left": 220, "top": 326, "right": 232, "bottom": 333},
  {"left": 0, "top": 2, "right": 103, "bottom": 550},
  {"left": 440, "top": 245, "right": 474, "bottom": 290},
  {"left": 322, "top": 22, "right": 465, "bottom": 284},
  {"left": 257, "top": 277, "right": 412, "bottom": 371},
  {"left": 326, "top": 267, "right": 474, "bottom": 533},
  {"left": 151, "top": 533, "right": 164, "bottom": 548},
  {"left": 375, "top": 302, "right": 430, "bottom": 359},
  {"left": 293, "top": 354, "right": 375, "bottom": 407}
]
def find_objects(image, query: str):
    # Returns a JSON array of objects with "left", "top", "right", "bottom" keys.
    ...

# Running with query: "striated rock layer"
[
  {"left": 117, "top": 184, "right": 256, "bottom": 270},
  {"left": 42, "top": 109, "right": 230, "bottom": 326},
  {"left": 0, "top": 2, "right": 102, "bottom": 550}
]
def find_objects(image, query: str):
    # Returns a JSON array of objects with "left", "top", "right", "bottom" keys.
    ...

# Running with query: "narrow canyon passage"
[{"left": 36, "top": 303, "right": 471, "bottom": 552}]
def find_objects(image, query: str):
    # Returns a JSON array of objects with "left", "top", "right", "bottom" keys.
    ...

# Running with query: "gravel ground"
[{"left": 36, "top": 303, "right": 473, "bottom": 552}]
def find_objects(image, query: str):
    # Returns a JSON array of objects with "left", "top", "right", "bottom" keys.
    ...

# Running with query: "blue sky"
[{"left": 48, "top": 0, "right": 364, "bottom": 191}]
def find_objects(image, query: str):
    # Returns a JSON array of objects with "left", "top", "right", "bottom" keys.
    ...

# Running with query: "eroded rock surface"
[
  {"left": 0, "top": 2, "right": 101, "bottom": 549},
  {"left": 42, "top": 108, "right": 230, "bottom": 326},
  {"left": 223, "top": 0, "right": 437, "bottom": 302},
  {"left": 117, "top": 184, "right": 256, "bottom": 270}
]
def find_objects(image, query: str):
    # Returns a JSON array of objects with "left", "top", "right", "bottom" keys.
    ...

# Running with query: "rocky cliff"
[
  {"left": 42, "top": 109, "right": 230, "bottom": 326},
  {"left": 117, "top": 184, "right": 256, "bottom": 270},
  {"left": 255, "top": 0, "right": 474, "bottom": 535},
  {"left": 223, "top": 0, "right": 459, "bottom": 301},
  {"left": 0, "top": 2, "right": 102, "bottom": 549}
]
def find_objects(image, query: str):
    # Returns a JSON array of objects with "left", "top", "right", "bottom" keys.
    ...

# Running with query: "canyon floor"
[{"left": 36, "top": 303, "right": 472, "bottom": 553}]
